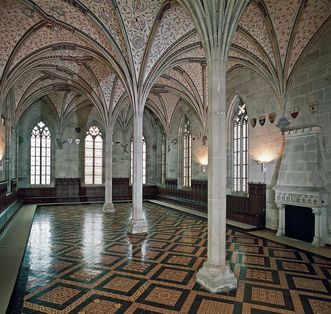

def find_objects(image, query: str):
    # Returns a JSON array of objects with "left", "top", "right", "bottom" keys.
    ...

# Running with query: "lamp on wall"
[
  {"left": 1, "top": 114, "right": 5, "bottom": 125},
  {"left": 0, "top": 159, "right": 9, "bottom": 171}
]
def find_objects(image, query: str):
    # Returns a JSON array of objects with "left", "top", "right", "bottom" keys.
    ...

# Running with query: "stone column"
[
  {"left": 103, "top": 125, "right": 115, "bottom": 213},
  {"left": 312, "top": 207, "right": 324, "bottom": 247},
  {"left": 128, "top": 109, "right": 147, "bottom": 234},
  {"left": 196, "top": 54, "right": 237, "bottom": 293},
  {"left": 276, "top": 203, "right": 285, "bottom": 237}
]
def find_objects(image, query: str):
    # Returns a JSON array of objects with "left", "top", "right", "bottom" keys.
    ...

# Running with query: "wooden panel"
[
  {"left": 17, "top": 179, "right": 265, "bottom": 227},
  {"left": 18, "top": 178, "right": 157, "bottom": 203},
  {"left": 0, "top": 181, "right": 7, "bottom": 213}
]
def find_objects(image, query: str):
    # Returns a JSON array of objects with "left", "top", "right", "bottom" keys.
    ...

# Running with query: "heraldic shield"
[{"left": 259, "top": 115, "right": 266, "bottom": 126}]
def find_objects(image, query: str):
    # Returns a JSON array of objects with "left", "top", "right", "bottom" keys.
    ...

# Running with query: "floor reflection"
[{"left": 13, "top": 202, "right": 331, "bottom": 313}]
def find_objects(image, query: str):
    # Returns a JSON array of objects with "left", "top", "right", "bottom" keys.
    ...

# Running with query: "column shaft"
[
  {"left": 312, "top": 208, "right": 322, "bottom": 247},
  {"left": 103, "top": 125, "right": 115, "bottom": 213},
  {"left": 129, "top": 109, "right": 147, "bottom": 234},
  {"left": 276, "top": 204, "right": 285, "bottom": 237},
  {"left": 196, "top": 55, "right": 237, "bottom": 293}
]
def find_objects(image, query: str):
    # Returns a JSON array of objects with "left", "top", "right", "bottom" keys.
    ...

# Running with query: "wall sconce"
[
  {"left": 0, "top": 159, "right": 9, "bottom": 171},
  {"left": 257, "top": 161, "right": 266, "bottom": 172},
  {"left": 202, "top": 135, "right": 207, "bottom": 145},
  {"left": 1, "top": 114, "right": 5, "bottom": 125},
  {"left": 200, "top": 164, "right": 207, "bottom": 172}
]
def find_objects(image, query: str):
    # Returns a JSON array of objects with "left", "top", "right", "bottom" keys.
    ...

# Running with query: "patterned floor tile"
[
  {"left": 24, "top": 282, "right": 88, "bottom": 311},
  {"left": 73, "top": 295, "right": 131, "bottom": 314},
  {"left": 151, "top": 266, "right": 194, "bottom": 285},
  {"left": 97, "top": 274, "right": 147, "bottom": 296},
  {"left": 136, "top": 284, "right": 190, "bottom": 310},
  {"left": 5, "top": 202, "right": 330, "bottom": 314}
]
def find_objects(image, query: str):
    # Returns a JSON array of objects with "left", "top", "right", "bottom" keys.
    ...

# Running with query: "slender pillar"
[
  {"left": 196, "top": 55, "right": 237, "bottom": 293},
  {"left": 312, "top": 207, "right": 323, "bottom": 247},
  {"left": 276, "top": 203, "right": 285, "bottom": 237},
  {"left": 103, "top": 125, "right": 115, "bottom": 213},
  {"left": 128, "top": 109, "right": 147, "bottom": 234}
]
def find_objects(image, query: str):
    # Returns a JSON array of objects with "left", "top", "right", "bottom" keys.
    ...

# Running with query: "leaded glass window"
[
  {"left": 85, "top": 126, "right": 103, "bottom": 184},
  {"left": 30, "top": 121, "right": 51, "bottom": 185},
  {"left": 183, "top": 119, "right": 192, "bottom": 187},
  {"left": 233, "top": 102, "right": 248, "bottom": 192}
]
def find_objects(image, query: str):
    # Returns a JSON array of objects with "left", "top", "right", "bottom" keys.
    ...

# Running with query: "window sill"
[{"left": 230, "top": 191, "right": 248, "bottom": 198}]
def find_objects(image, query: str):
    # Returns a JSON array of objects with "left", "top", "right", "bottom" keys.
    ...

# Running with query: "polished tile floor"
[{"left": 9, "top": 202, "right": 331, "bottom": 313}]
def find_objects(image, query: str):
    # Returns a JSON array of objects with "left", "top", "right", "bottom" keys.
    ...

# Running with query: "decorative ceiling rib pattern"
[
  {"left": 145, "top": 3, "right": 195, "bottom": 79},
  {"left": 289, "top": 0, "right": 330, "bottom": 73},
  {"left": 33, "top": 0, "right": 119, "bottom": 60},
  {"left": 10, "top": 24, "right": 92, "bottom": 71},
  {"left": 0, "top": 0, "right": 330, "bottom": 131},
  {"left": 0, "top": 0, "right": 42, "bottom": 79},
  {"left": 117, "top": 0, "right": 163, "bottom": 78},
  {"left": 79, "top": 0, "right": 127, "bottom": 55},
  {"left": 239, "top": 2, "right": 275, "bottom": 66},
  {"left": 264, "top": 0, "right": 301, "bottom": 64}
]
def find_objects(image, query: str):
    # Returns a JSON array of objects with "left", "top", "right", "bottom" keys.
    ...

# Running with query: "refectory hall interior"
[{"left": 0, "top": 0, "right": 331, "bottom": 313}]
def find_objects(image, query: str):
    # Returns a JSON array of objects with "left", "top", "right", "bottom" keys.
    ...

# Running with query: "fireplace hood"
[
  {"left": 274, "top": 126, "right": 328, "bottom": 246},
  {"left": 274, "top": 126, "right": 328, "bottom": 207}
]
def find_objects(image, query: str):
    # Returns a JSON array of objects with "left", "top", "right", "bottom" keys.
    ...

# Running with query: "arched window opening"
[
  {"left": 131, "top": 137, "right": 146, "bottom": 184},
  {"left": 183, "top": 119, "right": 192, "bottom": 187},
  {"left": 30, "top": 121, "right": 51, "bottom": 185},
  {"left": 85, "top": 126, "right": 103, "bottom": 185},
  {"left": 233, "top": 102, "right": 248, "bottom": 192}
]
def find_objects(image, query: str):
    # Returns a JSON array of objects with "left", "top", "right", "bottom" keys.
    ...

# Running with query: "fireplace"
[
  {"left": 274, "top": 127, "right": 328, "bottom": 247},
  {"left": 285, "top": 205, "right": 314, "bottom": 243}
]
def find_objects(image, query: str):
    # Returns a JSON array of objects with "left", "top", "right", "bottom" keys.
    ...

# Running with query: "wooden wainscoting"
[
  {"left": 17, "top": 178, "right": 266, "bottom": 228},
  {"left": 0, "top": 180, "right": 19, "bottom": 236},
  {"left": 157, "top": 180, "right": 266, "bottom": 228},
  {"left": 18, "top": 178, "right": 157, "bottom": 204}
]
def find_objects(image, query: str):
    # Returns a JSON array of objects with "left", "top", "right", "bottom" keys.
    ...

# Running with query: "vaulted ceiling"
[{"left": 0, "top": 0, "right": 330, "bottom": 131}]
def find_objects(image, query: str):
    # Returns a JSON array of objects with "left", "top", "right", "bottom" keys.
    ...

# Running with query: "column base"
[
  {"left": 196, "top": 262, "right": 237, "bottom": 293},
  {"left": 103, "top": 203, "right": 115, "bottom": 213},
  {"left": 276, "top": 229, "right": 284, "bottom": 237},
  {"left": 128, "top": 217, "right": 147, "bottom": 234},
  {"left": 312, "top": 237, "right": 321, "bottom": 247}
]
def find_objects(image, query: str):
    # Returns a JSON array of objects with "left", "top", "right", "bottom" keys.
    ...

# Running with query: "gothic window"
[
  {"left": 85, "top": 126, "right": 103, "bottom": 185},
  {"left": 161, "top": 134, "right": 166, "bottom": 184},
  {"left": 183, "top": 118, "right": 192, "bottom": 187},
  {"left": 30, "top": 121, "right": 51, "bottom": 185},
  {"left": 233, "top": 102, "right": 248, "bottom": 192},
  {"left": 131, "top": 137, "right": 146, "bottom": 184}
]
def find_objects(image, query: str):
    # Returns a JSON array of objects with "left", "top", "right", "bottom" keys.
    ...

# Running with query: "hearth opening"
[{"left": 285, "top": 205, "right": 314, "bottom": 243}]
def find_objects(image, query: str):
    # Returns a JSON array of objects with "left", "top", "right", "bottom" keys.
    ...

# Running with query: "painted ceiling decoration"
[{"left": 0, "top": 0, "right": 330, "bottom": 132}]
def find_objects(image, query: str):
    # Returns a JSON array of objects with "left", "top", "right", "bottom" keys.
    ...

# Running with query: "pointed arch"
[
  {"left": 228, "top": 95, "right": 248, "bottom": 193},
  {"left": 178, "top": 114, "right": 192, "bottom": 187},
  {"left": 84, "top": 125, "right": 103, "bottom": 185},
  {"left": 30, "top": 121, "right": 51, "bottom": 185}
]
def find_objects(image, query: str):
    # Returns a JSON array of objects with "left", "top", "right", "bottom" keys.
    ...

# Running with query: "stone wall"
[
  {"left": 286, "top": 25, "right": 331, "bottom": 242},
  {"left": 167, "top": 100, "right": 207, "bottom": 183},
  {"left": 226, "top": 67, "right": 282, "bottom": 230},
  {"left": 225, "top": 24, "right": 331, "bottom": 242}
]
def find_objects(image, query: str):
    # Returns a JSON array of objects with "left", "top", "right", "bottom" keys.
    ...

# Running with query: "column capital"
[
  {"left": 276, "top": 203, "right": 285, "bottom": 210},
  {"left": 312, "top": 208, "right": 322, "bottom": 216}
]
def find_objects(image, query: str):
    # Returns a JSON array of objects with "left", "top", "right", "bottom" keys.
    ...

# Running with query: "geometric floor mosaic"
[{"left": 8, "top": 202, "right": 331, "bottom": 313}]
